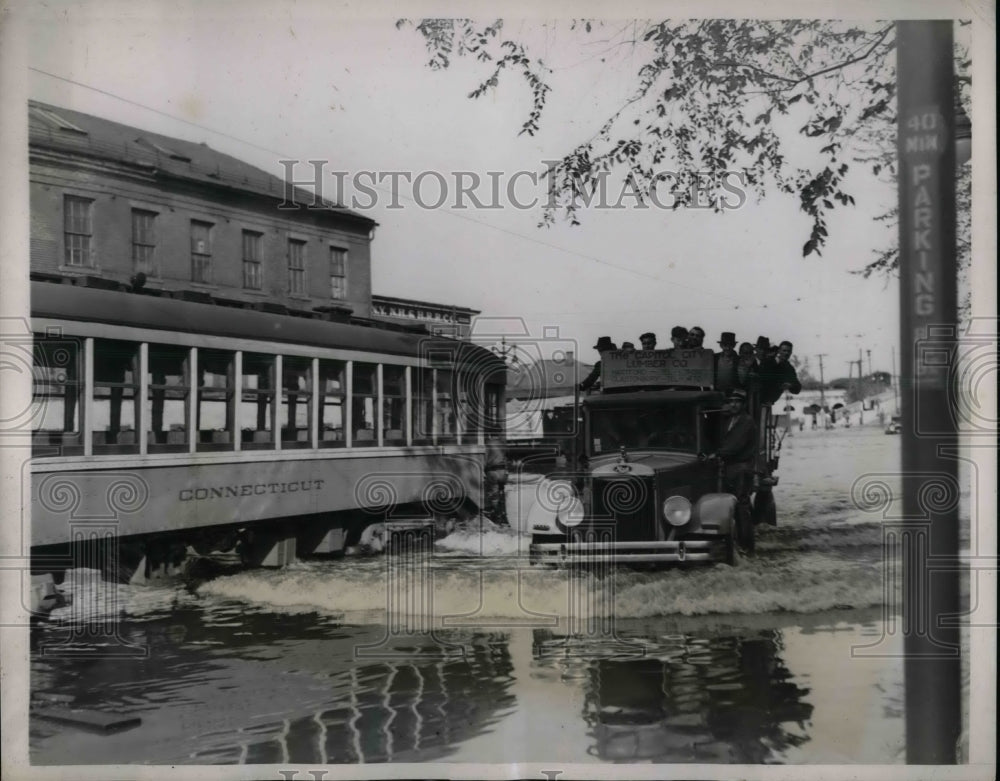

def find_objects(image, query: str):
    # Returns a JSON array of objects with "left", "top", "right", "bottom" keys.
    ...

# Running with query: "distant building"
[
  {"left": 28, "top": 100, "right": 375, "bottom": 318},
  {"left": 370, "top": 294, "right": 480, "bottom": 339}
]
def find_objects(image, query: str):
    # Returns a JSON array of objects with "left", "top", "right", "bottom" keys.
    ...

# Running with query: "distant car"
[{"left": 885, "top": 417, "right": 901, "bottom": 435}]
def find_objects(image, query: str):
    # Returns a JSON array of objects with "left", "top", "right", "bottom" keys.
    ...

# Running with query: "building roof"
[{"left": 27, "top": 100, "right": 374, "bottom": 227}]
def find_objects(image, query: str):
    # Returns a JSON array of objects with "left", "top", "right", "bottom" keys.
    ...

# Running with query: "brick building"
[{"left": 28, "top": 100, "right": 375, "bottom": 317}]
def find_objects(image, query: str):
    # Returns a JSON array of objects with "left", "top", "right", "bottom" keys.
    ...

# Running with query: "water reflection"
[
  {"left": 32, "top": 604, "right": 516, "bottom": 764},
  {"left": 534, "top": 626, "right": 814, "bottom": 763}
]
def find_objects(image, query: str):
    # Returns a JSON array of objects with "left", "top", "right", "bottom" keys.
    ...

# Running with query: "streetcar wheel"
[{"left": 753, "top": 490, "right": 777, "bottom": 527}]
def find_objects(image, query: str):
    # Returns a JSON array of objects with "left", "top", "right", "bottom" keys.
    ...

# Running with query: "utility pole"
[
  {"left": 816, "top": 353, "right": 827, "bottom": 410},
  {"left": 867, "top": 348, "right": 873, "bottom": 376},
  {"left": 891, "top": 345, "right": 898, "bottom": 411}
]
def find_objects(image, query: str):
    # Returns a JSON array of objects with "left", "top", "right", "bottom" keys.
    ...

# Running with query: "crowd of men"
[{"left": 579, "top": 325, "right": 802, "bottom": 407}]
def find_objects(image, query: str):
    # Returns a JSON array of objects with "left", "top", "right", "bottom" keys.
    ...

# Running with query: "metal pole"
[
  {"left": 896, "top": 20, "right": 960, "bottom": 764},
  {"left": 891, "top": 346, "right": 898, "bottom": 410},
  {"left": 817, "top": 354, "right": 827, "bottom": 414}
]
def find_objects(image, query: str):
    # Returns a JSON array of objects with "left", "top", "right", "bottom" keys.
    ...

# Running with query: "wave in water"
[{"left": 196, "top": 546, "right": 891, "bottom": 621}]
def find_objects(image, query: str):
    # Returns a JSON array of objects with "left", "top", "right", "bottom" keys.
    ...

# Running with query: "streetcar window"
[
  {"left": 484, "top": 384, "right": 504, "bottom": 436},
  {"left": 412, "top": 367, "right": 433, "bottom": 445},
  {"left": 458, "top": 372, "right": 482, "bottom": 442},
  {"left": 92, "top": 339, "right": 140, "bottom": 454},
  {"left": 318, "top": 359, "right": 345, "bottom": 447},
  {"left": 281, "top": 356, "right": 312, "bottom": 449},
  {"left": 435, "top": 369, "right": 457, "bottom": 444},
  {"left": 351, "top": 362, "right": 378, "bottom": 446},
  {"left": 197, "top": 349, "right": 234, "bottom": 451},
  {"left": 148, "top": 344, "right": 190, "bottom": 453},
  {"left": 382, "top": 365, "right": 407, "bottom": 445},
  {"left": 31, "top": 336, "right": 83, "bottom": 456},
  {"left": 240, "top": 353, "right": 275, "bottom": 450}
]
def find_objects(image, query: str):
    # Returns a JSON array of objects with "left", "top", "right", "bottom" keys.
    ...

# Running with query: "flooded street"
[{"left": 30, "top": 426, "right": 969, "bottom": 765}]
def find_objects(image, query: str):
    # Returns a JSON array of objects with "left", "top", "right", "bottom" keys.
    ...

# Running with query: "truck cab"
[{"left": 529, "top": 348, "right": 777, "bottom": 566}]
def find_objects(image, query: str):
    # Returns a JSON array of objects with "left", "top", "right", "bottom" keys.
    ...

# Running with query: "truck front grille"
[{"left": 592, "top": 476, "right": 657, "bottom": 542}]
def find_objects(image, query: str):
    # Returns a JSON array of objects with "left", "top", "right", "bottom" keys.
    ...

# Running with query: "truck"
[{"left": 528, "top": 347, "right": 779, "bottom": 566}]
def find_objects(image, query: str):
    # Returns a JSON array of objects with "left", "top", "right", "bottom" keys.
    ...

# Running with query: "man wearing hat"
[
  {"left": 687, "top": 326, "right": 706, "bottom": 349},
  {"left": 759, "top": 338, "right": 800, "bottom": 405},
  {"left": 706, "top": 388, "right": 757, "bottom": 546},
  {"left": 579, "top": 336, "right": 617, "bottom": 392},
  {"left": 639, "top": 332, "right": 657, "bottom": 351},
  {"left": 714, "top": 332, "right": 739, "bottom": 392}
]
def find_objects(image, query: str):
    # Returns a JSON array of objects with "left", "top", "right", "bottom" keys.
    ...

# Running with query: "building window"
[
  {"left": 329, "top": 246, "right": 347, "bottom": 300},
  {"left": 64, "top": 195, "right": 93, "bottom": 267},
  {"left": 191, "top": 221, "right": 212, "bottom": 283},
  {"left": 242, "top": 230, "right": 263, "bottom": 290},
  {"left": 288, "top": 239, "right": 306, "bottom": 296},
  {"left": 131, "top": 209, "right": 157, "bottom": 276}
]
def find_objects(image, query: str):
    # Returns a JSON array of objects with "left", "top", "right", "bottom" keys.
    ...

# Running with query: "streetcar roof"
[
  {"left": 584, "top": 389, "right": 725, "bottom": 407},
  {"left": 31, "top": 281, "right": 505, "bottom": 368}
]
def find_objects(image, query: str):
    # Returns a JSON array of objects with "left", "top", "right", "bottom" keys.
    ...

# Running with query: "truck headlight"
[{"left": 662, "top": 495, "right": 692, "bottom": 526}]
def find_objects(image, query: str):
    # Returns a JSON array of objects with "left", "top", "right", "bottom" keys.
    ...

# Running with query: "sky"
[{"left": 13, "top": 1, "right": 981, "bottom": 381}]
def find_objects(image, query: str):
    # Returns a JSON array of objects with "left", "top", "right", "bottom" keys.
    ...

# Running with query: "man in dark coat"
[
  {"left": 579, "top": 336, "right": 617, "bottom": 392},
  {"left": 759, "top": 339, "right": 802, "bottom": 405},
  {"left": 714, "top": 331, "right": 739, "bottom": 392},
  {"left": 706, "top": 388, "right": 757, "bottom": 501}
]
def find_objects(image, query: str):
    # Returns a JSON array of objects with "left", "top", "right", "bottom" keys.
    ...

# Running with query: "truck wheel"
[{"left": 752, "top": 490, "right": 776, "bottom": 527}]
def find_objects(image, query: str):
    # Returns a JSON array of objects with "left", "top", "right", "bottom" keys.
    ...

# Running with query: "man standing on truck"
[
  {"left": 714, "top": 332, "right": 739, "bottom": 392},
  {"left": 706, "top": 389, "right": 757, "bottom": 548},
  {"left": 580, "top": 336, "right": 617, "bottom": 392}
]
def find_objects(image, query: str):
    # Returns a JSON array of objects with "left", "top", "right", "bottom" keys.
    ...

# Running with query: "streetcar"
[
  {"left": 529, "top": 347, "right": 779, "bottom": 566},
  {"left": 28, "top": 278, "right": 506, "bottom": 582}
]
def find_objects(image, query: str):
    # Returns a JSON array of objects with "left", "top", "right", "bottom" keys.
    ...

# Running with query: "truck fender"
[{"left": 692, "top": 493, "right": 737, "bottom": 536}]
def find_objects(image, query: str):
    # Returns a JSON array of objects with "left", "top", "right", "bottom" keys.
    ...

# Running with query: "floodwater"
[{"left": 29, "top": 425, "right": 971, "bottom": 765}]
